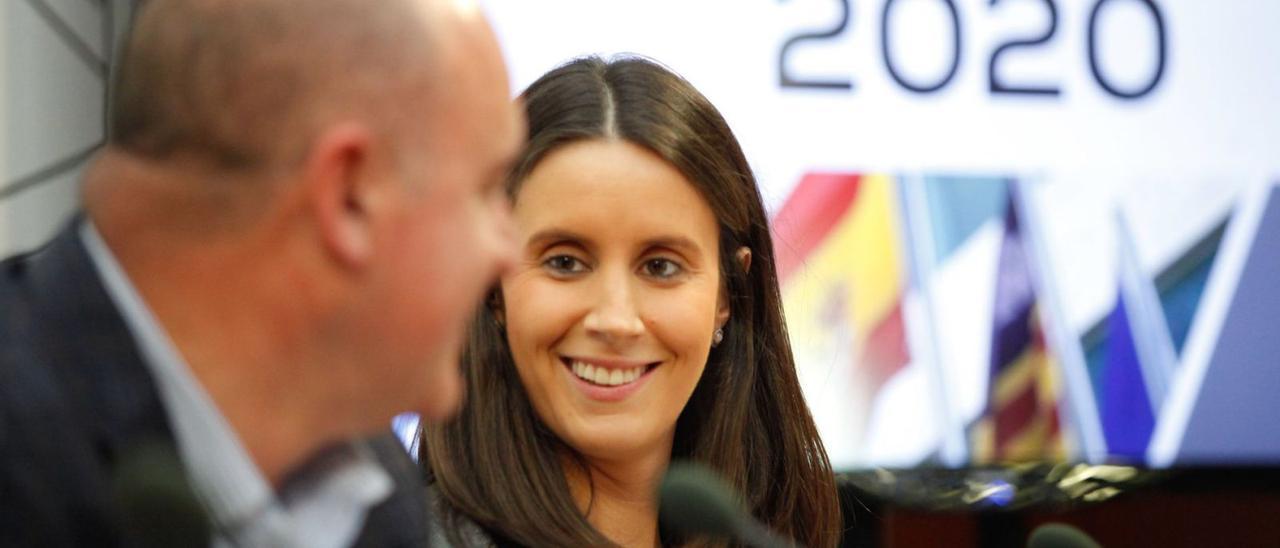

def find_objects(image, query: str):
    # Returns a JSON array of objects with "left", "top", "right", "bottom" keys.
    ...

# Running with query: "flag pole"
[
  {"left": 1114, "top": 207, "right": 1177, "bottom": 412},
  {"left": 899, "top": 175, "right": 967, "bottom": 466}
]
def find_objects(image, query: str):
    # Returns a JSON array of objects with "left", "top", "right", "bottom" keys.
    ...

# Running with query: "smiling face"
[{"left": 501, "top": 138, "right": 727, "bottom": 461}]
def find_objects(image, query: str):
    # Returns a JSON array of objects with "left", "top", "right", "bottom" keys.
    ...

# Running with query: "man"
[{"left": 0, "top": 0, "right": 522, "bottom": 546}]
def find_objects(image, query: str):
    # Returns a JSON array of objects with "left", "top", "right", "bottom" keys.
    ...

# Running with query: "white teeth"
[{"left": 570, "top": 360, "right": 647, "bottom": 387}]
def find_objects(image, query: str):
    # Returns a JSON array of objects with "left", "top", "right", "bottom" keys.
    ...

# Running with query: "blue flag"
[
  {"left": 1101, "top": 211, "right": 1177, "bottom": 462},
  {"left": 1101, "top": 295, "right": 1155, "bottom": 459}
]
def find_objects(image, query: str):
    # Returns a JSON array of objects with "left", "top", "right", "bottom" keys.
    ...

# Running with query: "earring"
[{"left": 712, "top": 327, "right": 724, "bottom": 347}]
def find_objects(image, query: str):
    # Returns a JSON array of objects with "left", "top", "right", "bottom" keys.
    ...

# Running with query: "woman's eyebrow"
[
  {"left": 639, "top": 236, "right": 703, "bottom": 256},
  {"left": 525, "top": 228, "right": 595, "bottom": 251}
]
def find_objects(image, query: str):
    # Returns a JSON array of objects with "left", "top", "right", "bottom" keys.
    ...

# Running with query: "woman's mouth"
[{"left": 560, "top": 357, "right": 659, "bottom": 388}]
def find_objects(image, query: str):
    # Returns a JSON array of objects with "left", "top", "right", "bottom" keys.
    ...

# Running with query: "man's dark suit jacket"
[{"left": 0, "top": 222, "right": 431, "bottom": 547}]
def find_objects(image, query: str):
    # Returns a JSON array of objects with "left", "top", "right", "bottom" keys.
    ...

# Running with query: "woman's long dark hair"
[{"left": 422, "top": 56, "right": 840, "bottom": 548}]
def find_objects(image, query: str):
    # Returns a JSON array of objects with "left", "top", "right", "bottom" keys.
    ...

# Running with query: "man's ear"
[
  {"left": 716, "top": 246, "right": 753, "bottom": 327},
  {"left": 305, "top": 124, "right": 379, "bottom": 269}
]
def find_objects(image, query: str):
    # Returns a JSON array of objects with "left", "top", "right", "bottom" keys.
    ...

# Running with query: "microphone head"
[
  {"left": 657, "top": 461, "right": 745, "bottom": 541},
  {"left": 1026, "top": 523, "right": 1102, "bottom": 548}
]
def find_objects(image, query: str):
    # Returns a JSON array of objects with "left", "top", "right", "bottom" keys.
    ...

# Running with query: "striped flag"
[
  {"left": 971, "top": 197, "right": 1065, "bottom": 463},
  {"left": 773, "top": 173, "right": 911, "bottom": 453}
]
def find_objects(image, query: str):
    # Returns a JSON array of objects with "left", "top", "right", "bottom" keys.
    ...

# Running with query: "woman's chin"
[{"left": 562, "top": 422, "right": 672, "bottom": 463}]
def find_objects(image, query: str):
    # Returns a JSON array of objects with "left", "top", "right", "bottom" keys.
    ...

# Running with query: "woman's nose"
[{"left": 582, "top": 269, "right": 645, "bottom": 344}]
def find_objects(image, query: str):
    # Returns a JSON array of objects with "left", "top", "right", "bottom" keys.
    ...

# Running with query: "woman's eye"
[
  {"left": 543, "top": 255, "right": 587, "bottom": 275},
  {"left": 642, "top": 258, "right": 682, "bottom": 279}
]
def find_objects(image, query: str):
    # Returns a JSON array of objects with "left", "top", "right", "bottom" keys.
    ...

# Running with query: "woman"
[{"left": 422, "top": 56, "right": 840, "bottom": 547}]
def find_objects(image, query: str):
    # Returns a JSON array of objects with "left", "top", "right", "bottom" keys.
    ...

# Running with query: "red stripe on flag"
[
  {"left": 995, "top": 376, "right": 1039, "bottom": 449},
  {"left": 771, "top": 173, "right": 862, "bottom": 283},
  {"left": 859, "top": 301, "right": 911, "bottom": 390},
  {"left": 1047, "top": 402, "right": 1061, "bottom": 437}
]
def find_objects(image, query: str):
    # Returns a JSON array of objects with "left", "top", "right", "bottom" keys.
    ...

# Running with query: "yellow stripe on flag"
[
  {"left": 781, "top": 174, "right": 905, "bottom": 345},
  {"left": 993, "top": 349, "right": 1044, "bottom": 408}
]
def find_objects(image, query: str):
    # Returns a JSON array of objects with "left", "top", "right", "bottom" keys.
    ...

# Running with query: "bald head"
[{"left": 110, "top": 0, "right": 463, "bottom": 171}]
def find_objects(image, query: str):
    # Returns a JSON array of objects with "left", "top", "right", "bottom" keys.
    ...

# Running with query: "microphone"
[
  {"left": 111, "top": 440, "right": 212, "bottom": 548},
  {"left": 1026, "top": 523, "right": 1102, "bottom": 548},
  {"left": 657, "top": 461, "right": 802, "bottom": 548}
]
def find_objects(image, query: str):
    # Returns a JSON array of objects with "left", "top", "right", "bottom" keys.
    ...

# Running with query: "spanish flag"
[
  {"left": 773, "top": 173, "right": 911, "bottom": 453},
  {"left": 970, "top": 197, "right": 1065, "bottom": 463}
]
